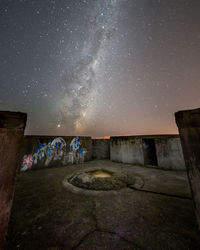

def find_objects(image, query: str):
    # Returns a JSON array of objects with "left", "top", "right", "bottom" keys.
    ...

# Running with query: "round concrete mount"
[{"left": 63, "top": 167, "right": 144, "bottom": 195}]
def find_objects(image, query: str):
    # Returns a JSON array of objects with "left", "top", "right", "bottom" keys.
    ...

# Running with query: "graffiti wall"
[{"left": 20, "top": 136, "right": 92, "bottom": 171}]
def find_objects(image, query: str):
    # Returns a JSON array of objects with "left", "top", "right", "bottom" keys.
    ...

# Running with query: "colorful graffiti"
[
  {"left": 21, "top": 137, "right": 87, "bottom": 171},
  {"left": 21, "top": 155, "right": 33, "bottom": 171},
  {"left": 45, "top": 137, "right": 67, "bottom": 165},
  {"left": 32, "top": 141, "right": 47, "bottom": 164},
  {"left": 70, "top": 136, "right": 80, "bottom": 151},
  {"left": 69, "top": 137, "right": 80, "bottom": 164}
]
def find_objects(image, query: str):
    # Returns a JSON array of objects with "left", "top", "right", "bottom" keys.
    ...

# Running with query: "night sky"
[{"left": 1, "top": 0, "right": 200, "bottom": 137}]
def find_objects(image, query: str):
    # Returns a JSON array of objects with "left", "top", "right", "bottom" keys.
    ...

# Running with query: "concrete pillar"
[
  {"left": 175, "top": 108, "right": 200, "bottom": 229},
  {"left": 0, "top": 111, "right": 27, "bottom": 249}
]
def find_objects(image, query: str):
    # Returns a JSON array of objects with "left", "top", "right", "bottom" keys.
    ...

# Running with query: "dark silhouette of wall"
[
  {"left": 175, "top": 108, "right": 200, "bottom": 229},
  {"left": 0, "top": 111, "right": 27, "bottom": 249}
]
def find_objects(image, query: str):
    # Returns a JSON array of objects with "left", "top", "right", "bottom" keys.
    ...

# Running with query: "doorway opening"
[{"left": 142, "top": 139, "right": 158, "bottom": 166}]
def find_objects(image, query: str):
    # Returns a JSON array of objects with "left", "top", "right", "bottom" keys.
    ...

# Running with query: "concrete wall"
[
  {"left": 19, "top": 136, "right": 92, "bottom": 171},
  {"left": 0, "top": 111, "right": 27, "bottom": 249},
  {"left": 19, "top": 134, "right": 186, "bottom": 171},
  {"left": 155, "top": 136, "right": 186, "bottom": 170},
  {"left": 110, "top": 135, "right": 186, "bottom": 170},
  {"left": 92, "top": 139, "right": 110, "bottom": 159},
  {"left": 110, "top": 136, "right": 144, "bottom": 165},
  {"left": 175, "top": 107, "right": 200, "bottom": 228}
]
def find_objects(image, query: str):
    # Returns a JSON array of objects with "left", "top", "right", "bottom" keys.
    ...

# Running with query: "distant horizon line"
[{"left": 23, "top": 132, "right": 179, "bottom": 139}]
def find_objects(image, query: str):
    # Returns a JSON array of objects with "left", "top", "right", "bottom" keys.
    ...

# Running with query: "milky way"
[
  {"left": 0, "top": 0, "right": 200, "bottom": 137},
  {"left": 58, "top": 0, "right": 122, "bottom": 133}
]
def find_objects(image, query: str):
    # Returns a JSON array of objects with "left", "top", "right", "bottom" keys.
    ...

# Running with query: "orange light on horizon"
[
  {"left": 94, "top": 134, "right": 133, "bottom": 139},
  {"left": 95, "top": 136, "right": 110, "bottom": 139},
  {"left": 119, "top": 134, "right": 132, "bottom": 136}
]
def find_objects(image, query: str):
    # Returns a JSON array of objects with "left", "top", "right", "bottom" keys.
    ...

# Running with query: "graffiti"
[
  {"left": 21, "top": 154, "right": 33, "bottom": 171},
  {"left": 46, "top": 141, "right": 52, "bottom": 157},
  {"left": 68, "top": 136, "right": 85, "bottom": 164},
  {"left": 51, "top": 137, "right": 66, "bottom": 149},
  {"left": 32, "top": 141, "right": 46, "bottom": 164},
  {"left": 49, "top": 137, "right": 66, "bottom": 162},
  {"left": 79, "top": 148, "right": 87, "bottom": 163},
  {"left": 21, "top": 137, "right": 67, "bottom": 171},
  {"left": 70, "top": 136, "right": 80, "bottom": 151},
  {"left": 21, "top": 136, "right": 87, "bottom": 171}
]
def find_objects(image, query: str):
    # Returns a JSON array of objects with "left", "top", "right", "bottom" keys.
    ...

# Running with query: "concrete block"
[
  {"left": 0, "top": 111, "right": 27, "bottom": 249},
  {"left": 175, "top": 108, "right": 200, "bottom": 229}
]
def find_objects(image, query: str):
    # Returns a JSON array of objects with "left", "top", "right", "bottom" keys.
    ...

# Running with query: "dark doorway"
[{"left": 142, "top": 139, "right": 158, "bottom": 166}]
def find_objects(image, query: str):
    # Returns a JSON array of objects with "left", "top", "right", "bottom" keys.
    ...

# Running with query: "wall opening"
[{"left": 142, "top": 139, "right": 158, "bottom": 166}]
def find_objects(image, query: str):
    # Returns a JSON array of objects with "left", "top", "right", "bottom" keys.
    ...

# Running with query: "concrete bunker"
[
  {"left": 110, "top": 135, "right": 186, "bottom": 170},
  {"left": 19, "top": 134, "right": 186, "bottom": 171},
  {"left": 142, "top": 138, "right": 158, "bottom": 166}
]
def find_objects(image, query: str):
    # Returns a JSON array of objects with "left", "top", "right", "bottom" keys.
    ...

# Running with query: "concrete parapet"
[
  {"left": 175, "top": 108, "right": 200, "bottom": 229},
  {"left": 0, "top": 111, "right": 27, "bottom": 249}
]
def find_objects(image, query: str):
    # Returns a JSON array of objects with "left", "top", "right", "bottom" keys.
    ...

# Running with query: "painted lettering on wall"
[
  {"left": 21, "top": 137, "right": 87, "bottom": 171},
  {"left": 70, "top": 136, "right": 80, "bottom": 151},
  {"left": 22, "top": 154, "right": 33, "bottom": 171}
]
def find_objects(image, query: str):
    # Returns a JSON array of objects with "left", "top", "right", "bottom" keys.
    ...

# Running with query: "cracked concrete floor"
[{"left": 5, "top": 160, "right": 200, "bottom": 249}]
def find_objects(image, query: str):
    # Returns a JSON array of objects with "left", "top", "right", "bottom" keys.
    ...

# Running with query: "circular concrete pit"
[{"left": 63, "top": 168, "right": 139, "bottom": 192}]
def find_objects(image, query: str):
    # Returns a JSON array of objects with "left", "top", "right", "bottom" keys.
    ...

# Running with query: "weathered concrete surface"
[
  {"left": 76, "top": 231, "right": 138, "bottom": 249},
  {"left": 5, "top": 160, "right": 199, "bottom": 249},
  {"left": 175, "top": 107, "right": 200, "bottom": 229},
  {"left": 63, "top": 160, "right": 191, "bottom": 198},
  {"left": 0, "top": 111, "right": 27, "bottom": 250},
  {"left": 110, "top": 135, "right": 186, "bottom": 170},
  {"left": 155, "top": 136, "right": 185, "bottom": 170},
  {"left": 94, "top": 189, "right": 197, "bottom": 250},
  {"left": 110, "top": 136, "right": 144, "bottom": 165},
  {"left": 92, "top": 139, "right": 110, "bottom": 159}
]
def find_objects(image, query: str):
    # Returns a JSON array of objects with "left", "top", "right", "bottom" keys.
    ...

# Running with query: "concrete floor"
[{"left": 5, "top": 160, "right": 200, "bottom": 249}]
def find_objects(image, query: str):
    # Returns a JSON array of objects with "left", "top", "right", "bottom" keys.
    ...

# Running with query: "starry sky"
[{"left": 1, "top": 0, "right": 200, "bottom": 137}]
